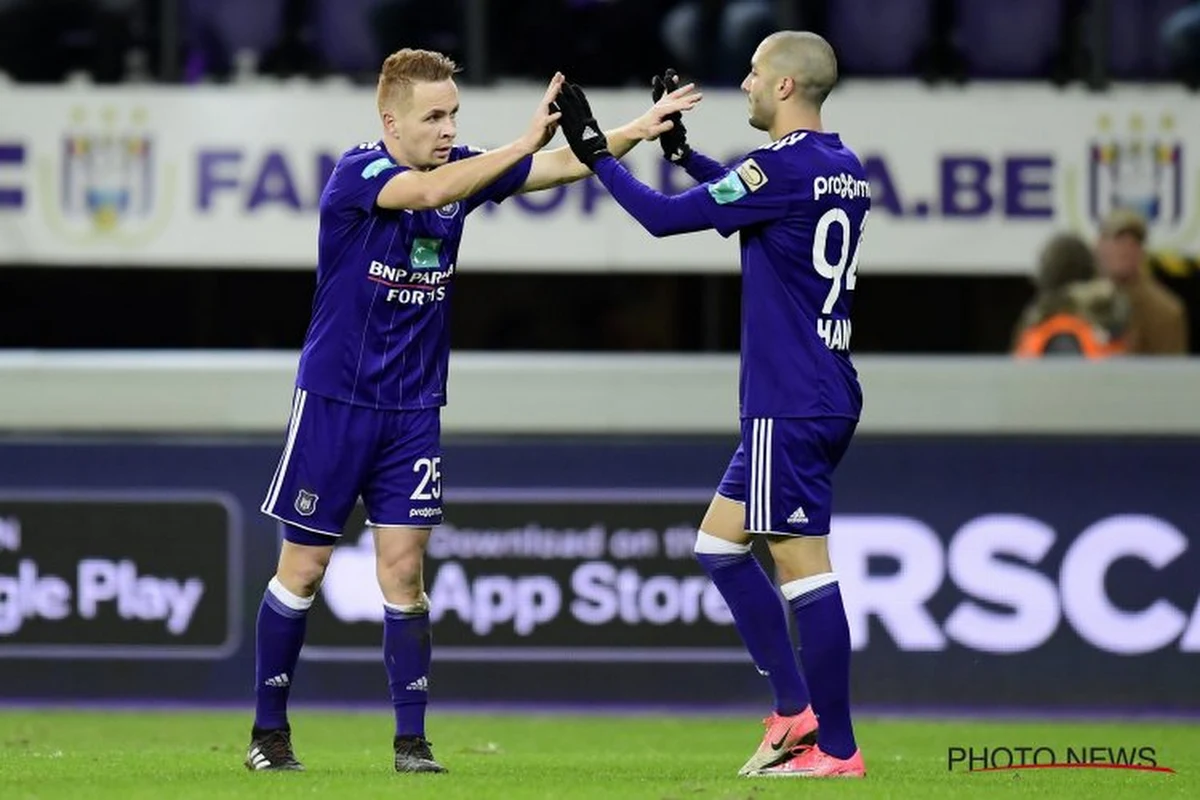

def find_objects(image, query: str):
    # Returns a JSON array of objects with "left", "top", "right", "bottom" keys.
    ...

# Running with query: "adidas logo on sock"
[
  {"left": 264, "top": 673, "right": 290, "bottom": 688},
  {"left": 582, "top": 125, "right": 600, "bottom": 140},
  {"left": 406, "top": 676, "right": 428, "bottom": 692},
  {"left": 787, "top": 507, "right": 809, "bottom": 526}
]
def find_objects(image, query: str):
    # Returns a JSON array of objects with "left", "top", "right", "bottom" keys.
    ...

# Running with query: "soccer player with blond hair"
[{"left": 244, "top": 49, "right": 700, "bottom": 774}]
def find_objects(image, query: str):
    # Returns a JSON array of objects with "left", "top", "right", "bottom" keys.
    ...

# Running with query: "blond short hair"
[
  {"left": 1100, "top": 208, "right": 1148, "bottom": 244},
  {"left": 376, "top": 49, "right": 459, "bottom": 112}
]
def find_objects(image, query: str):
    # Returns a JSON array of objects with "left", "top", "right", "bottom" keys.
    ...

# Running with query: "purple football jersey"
[
  {"left": 295, "top": 142, "right": 531, "bottom": 409},
  {"left": 697, "top": 130, "right": 870, "bottom": 420}
]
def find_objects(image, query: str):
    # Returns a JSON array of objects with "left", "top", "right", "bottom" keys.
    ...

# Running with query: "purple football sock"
[
  {"left": 384, "top": 604, "right": 432, "bottom": 738},
  {"left": 696, "top": 546, "right": 810, "bottom": 715},
  {"left": 788, "top": 579, "right": 857, "bottom": 759},
  {"left": 253, "top": 579, "right": 312, "bottom": 731}
]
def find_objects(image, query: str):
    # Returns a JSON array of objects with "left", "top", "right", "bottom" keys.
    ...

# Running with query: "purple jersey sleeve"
[
  {"left": 593, "top": 151, "right": 791, "bottom": 239},
  {"left": 592, "top": 157, "right": 714, "bottom": 237},
  {"left": 323, "top": 144, "right": 406, "bottom": 216},
  {"left": 452, "top": 146, "right": 534, "bottom": 214},
  {"left": 695, "top": 152, "right": 793, "bottom": 237},
  {"left": 679, "top": 149, "right": 729, "bottom": 184}
]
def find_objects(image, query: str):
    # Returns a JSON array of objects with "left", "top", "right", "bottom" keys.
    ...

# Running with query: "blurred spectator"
[
  {"left": 183, "top": 0, "right": 323, "bottom": 82},
  {"left": 1161, "top": 0, "right": 1200, "bottom": 85},
  {"left": 1012, "top": 232, "right": 1129, "bottom": 358},
  {"left": 0, "top": 0, "right": 136, "bottom": 82},
  {"left": 312, "top": 0, "right": 382, "bottom": 77},
  {"left": 823, "top": 0, "right": 939, "bottom": 80},
  {"left": 660, "top": 0, "right": 777, "bottom": 85},
  {"left": 1096, "top": 210, "right": 1190, "bottom": 354},
  {"left": 369, "top": 0, "right": 463, "bottom": 69},
  {"left": 1147, "top": 250, "right": 1200, "bottom": 354},
  {"left": 952, "top": 0, "right": 1073, "bottom": 81},
  {"left": 1107, "top": 0, "right": 1195, "bottom": 82},
  {"left": 494, "top": 0, "right": 672, "bottom": 86}
]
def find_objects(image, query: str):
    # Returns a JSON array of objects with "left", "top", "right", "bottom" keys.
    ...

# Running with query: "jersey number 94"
[{"left": 812, "top": 208, "right": 868, "bottom": 314}]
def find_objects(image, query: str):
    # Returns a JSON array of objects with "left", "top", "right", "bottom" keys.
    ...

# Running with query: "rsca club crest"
[
  {"left": 38, "top": 106, "right": 174, "bottom": 245},
  {"left": 1067, "top": 113, "right": 1198, "bottom": 248},
  {"left": 295, "top": 490, "right": 319, "bottom": 517}
]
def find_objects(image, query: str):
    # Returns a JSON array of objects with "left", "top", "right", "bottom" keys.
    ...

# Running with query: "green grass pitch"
[{"left": 1, "top": 709, "right": 1196, "bottom": 799}]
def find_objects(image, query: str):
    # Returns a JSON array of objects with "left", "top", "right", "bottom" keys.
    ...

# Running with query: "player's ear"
[
  {"left": 381, "top": 111, "right": 398, "bottom": 137},
  {"left": 777, "top": 75, "right": 795, "bottom": 100}
]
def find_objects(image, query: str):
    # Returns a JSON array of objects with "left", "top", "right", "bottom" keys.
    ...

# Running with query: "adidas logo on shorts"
[
  {"left": 787, "top": 507, "right": 809, "bottom": 526},
  {"left": 406, "top": 676, "right": 428, "bottom": 692}
]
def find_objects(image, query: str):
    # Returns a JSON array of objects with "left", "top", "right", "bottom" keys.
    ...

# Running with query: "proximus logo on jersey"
[{"left": 813, "top": 173, "right": 871, "bottom": 201}]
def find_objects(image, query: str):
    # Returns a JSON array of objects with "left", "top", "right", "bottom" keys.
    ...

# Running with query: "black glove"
[
  {"left": 651, "top": 68, "right": 692, "bottom": 164},
  {"left": 554, "top": 82, "right": 612, "bottom": 170}
]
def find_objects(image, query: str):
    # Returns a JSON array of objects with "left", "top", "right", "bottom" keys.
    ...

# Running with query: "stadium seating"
[
  {"left": 824, "top": 0, "right": 935, "bottom": 76},
  {"left": 1108, "top": 0, "right": 1193, "bottom": 79},
  {"left": 953, "top": 0, "right": 1065, "bottom": 78}
]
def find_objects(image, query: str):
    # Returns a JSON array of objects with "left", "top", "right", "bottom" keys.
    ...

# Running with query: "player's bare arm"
[
  {"left": 376, "top": 72, "right": 564, "bottom": 211},
  {"left": 518, "top": 80, "right": 703, "bottom": 193}
]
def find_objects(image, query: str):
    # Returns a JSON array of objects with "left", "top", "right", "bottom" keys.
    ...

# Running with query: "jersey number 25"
[{"left": 813, "top": 208, "right": 868, "bottom": 314}]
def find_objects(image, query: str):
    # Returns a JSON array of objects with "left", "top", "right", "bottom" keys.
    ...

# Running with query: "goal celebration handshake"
[{"left": 551, "top": 69, "right": 701, "bottom": 169}]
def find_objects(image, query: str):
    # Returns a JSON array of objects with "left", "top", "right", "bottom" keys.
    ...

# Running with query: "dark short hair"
[{"left": 1036, "top": 232, "right": 1095, "bottom": 293}]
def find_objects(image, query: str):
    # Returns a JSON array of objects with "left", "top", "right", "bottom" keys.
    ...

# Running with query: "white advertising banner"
[{"left": 0, "top": 82, "right": 1195, "bottom": 273}]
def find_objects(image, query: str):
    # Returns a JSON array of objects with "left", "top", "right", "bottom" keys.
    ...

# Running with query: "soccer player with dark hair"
[
  {"left": 245, "top": 49, "right": 701, "bottom": 774},
  {"left": 555, "top": 31, "right": 868, "bottom": 778}
]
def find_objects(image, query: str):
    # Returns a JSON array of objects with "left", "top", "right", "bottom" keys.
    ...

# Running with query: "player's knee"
[
  {"left": 275, "top": 563, "right": 326, "bottom": 597},
  {"left": 699, "top": 494, "right": 749, "bottom": 542},
  {"left": 376, "top": 553, "right": 424, "bottom": 603},
  {"left": 386, "top": 592, "right": 431, "bottom": 616},
  {"left": 766, "top": 535, "right": 832, "bottom": 583},
  {"left": 694, "top": 530, "right": 752, "bottom": 557},
  {"left": 378, "top": 556, "right": 421, "bottom": 585},
  {"left": 377, "top": 541, "right": 422, "bottom": 577},
  {"left": 276, "top": 541, "right": 333, "bottom": 597}
]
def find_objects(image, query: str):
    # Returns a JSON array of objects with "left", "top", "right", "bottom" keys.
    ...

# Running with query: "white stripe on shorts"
[
  {"left": 749, "top": 418, "right": 774, "bottom": 531},
  {"left": 764, "top": 418, "right": 773, "bottom": 530},
  {"left": 262, "top": 388, "right": 307, "bottom": 514},
  {"left": 749, "top": 420, "right": 758, "bottom": 530}
]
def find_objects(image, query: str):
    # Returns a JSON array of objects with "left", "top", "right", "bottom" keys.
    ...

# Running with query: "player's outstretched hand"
[
  {"left": 648, "top": 69, "right": 701, "bottom": 162},
  {"left": 554, "top": 82, "right": 612, "bottom": 170},
  {"left": 521, "top": 72, "right": 565, "bottom": 154}
]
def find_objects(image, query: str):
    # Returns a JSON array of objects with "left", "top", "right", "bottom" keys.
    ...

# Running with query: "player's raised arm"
[
  {"left": 375, "top": 72, "right": 564, "bottom": 211},
  {"left": 651, "top": 68, "right": 729, "bottom": 184},
  {"left": 517, "top": 78, "right": 703, "bottom": 193},
  {"left": 554, "top": 82, "right": 789, "bottom": 238}
]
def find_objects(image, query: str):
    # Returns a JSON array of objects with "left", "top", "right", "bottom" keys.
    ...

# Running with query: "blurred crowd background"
[
  {"left": 2, "top": 0, "right": 1199, "bottom": 87},
  {"left": 2, "top": 0, "right": 1199, "bottom": 357}
]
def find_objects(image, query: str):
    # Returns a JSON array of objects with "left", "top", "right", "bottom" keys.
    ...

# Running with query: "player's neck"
[
  {"left": 383, "top": 137, "right": 422, "bottom": 171},
  {"left": 769, "top": 109, "right": 823, "bottom": 142}
]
